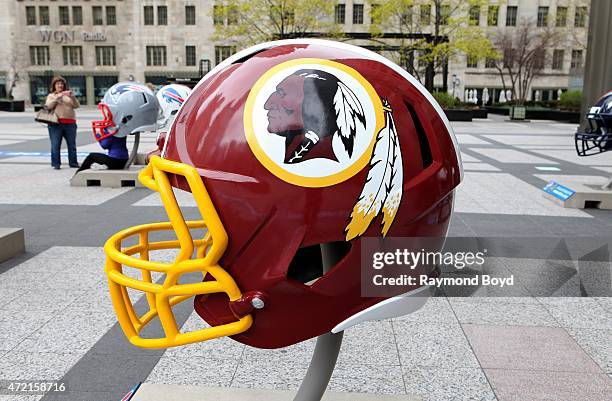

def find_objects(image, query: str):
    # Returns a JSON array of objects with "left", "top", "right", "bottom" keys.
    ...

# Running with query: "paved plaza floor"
[{"left": 0, "top": 109, "right": 610, "bottom": 401}]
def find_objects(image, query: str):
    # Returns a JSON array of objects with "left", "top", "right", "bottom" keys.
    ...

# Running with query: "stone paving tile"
[
  {"left": 329, "top": 363, "right": 405, "bottom": 395},
  {"left": 145, "top": 356, "right": 238, "bottom": 387},
  {"left": 449, "top": 298, "right": 558, "bottom": 326},
  {"left": 484, "top": 369, "right": 612, "bottom": 401},
  {"left": 337, "top": 321, "right": 400, "bottom": 366},
  {"left": 537, "top": 297, "right": 612, "bottom": 330},
  {"left": 463, "top": 325, "right": 602, "bottom": 373},
  {"left": 12, "top": 308, "right": 117, "bottom": 354},
  {"left": 394, "top": 322, "right": 479, "bottom": 368},
  {"left": 36, "top": 246, "right": 107, "bottom": 260},
  {"left": 470, "top": 148, "right": 559, "bottom": 164},
  {"left": 133, "top": 188, "right": 197, "bottom": 207},
  {"left": 0, "top": 288, "right": 25, "bottom": 308},
  {"left": 2, "top": 289, "right": 87, "bottom": 314},
  {"left": 462, "top": 163, "right": 501, "bottom": 171},
  {"left": 0, "top": 310, "right": 56, "bottom": 352},
  {"left": 455, "top": 173, "right": 589, "bottom": 217},
  {"left": 401, "top": 366, "right": 496, "bottom": 401},
  {"left": 0, "top": 164, "right": 131, "bottom": 205},
  {"left": 565, "top": 327, "right": 612, "bottom": 374},
  {"left": 231, "top": 358, "right": 308, "bottom": 390},
  {"left": 501, "top": 259, "right": 581, "bottom": 298},
  {"left": 0, "top": 396, "right": 42, "bottom": 401},
  {"left": 40, "top": 391, "right": 116, "bottom": 401},
  {"left": 164, "top": 312, "right": 246, "bottom": 360},
  {"left": 0, "top": 351, "right": 82, "bottom": 380},
  {"left": 393, "top": 297, "right": 459, "bottom": 325},
  {"left": 240, "top": 338, "right": 316, "bottom": 366}
]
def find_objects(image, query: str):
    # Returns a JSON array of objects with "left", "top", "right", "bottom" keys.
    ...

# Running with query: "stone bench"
[
  {"left": 70, "top": 166, "right": 144, "bottom": 188},
  {"left": 543, "top": 178, "right": 612, "bottom": 210},
  {"left": 0, "top": 228, "right": 25, "bottom": 263}
]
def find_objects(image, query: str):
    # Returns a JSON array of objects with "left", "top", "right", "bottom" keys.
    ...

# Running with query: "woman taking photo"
[{"left": 45, "top": 76, "right": 80, "bottom": 169}]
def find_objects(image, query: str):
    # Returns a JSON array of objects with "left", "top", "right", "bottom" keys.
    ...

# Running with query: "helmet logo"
[
  {"left": 245, "top": 58, "right": 404, "bottom": 239},
  {"left": 245, "top": 58, "right": 384, "bottom": 188},
  {"left": 162, "top": 88, "right": 185, "bottom": 105},
  {"left": 109, "top": 84, "right": 146, "bottom": 103}
]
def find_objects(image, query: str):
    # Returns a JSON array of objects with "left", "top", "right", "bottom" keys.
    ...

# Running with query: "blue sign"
[{"left": 543, "top": 181, "right": 575, "bottom": 201}]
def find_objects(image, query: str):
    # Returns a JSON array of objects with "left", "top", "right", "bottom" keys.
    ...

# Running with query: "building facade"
[{"left": 1, "top": 0, "right": 590, "bottom": 105}]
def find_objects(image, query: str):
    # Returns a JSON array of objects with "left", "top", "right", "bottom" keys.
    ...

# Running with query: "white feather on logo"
[
  {"left": 345, "top": 100, "right": 403, "bottom": 240},
  {"left": 333, "top": 81, "right": 366, "bottom": 158}
]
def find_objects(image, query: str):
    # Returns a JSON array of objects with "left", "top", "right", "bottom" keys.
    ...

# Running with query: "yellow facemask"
[{"left": 104, "top": 156, "right": 253, "bottom": 348}]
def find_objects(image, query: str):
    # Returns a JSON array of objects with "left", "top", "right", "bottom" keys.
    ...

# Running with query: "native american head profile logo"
[
  {"left": 244, "top": 58, "right": 404, "bottom": 240},
  {"left": 263, "top": 69, "right": 366, "bottom": 164}
]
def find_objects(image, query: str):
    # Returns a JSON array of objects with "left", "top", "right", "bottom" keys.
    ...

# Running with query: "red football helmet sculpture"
[{"left": 104, "top": 39, "right": 462, "bottom": 349}]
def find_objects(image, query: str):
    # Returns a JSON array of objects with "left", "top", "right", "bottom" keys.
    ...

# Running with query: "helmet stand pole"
[
  {"left": 292, "top": 243, "right": 346, "bottom": 401},
  {"left": 124, "top": 132, "right": 140, "bottom": 169}
]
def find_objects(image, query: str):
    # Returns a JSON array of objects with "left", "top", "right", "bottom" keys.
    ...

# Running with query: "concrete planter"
[
  {"left": 443, "top": 109, "right": 473, "bottom": 121},
  {"left": 487, "top": 106, "right": 580, "bottom": 123},
  {"left": 510, "top": 106, "right": 526, "bottom": 120},
  {"left": 0, "top": 100, "right": 25, "bottom": 112}
]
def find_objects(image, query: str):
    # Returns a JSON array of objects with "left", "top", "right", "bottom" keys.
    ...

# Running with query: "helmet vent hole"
[
  {"left": 404, "top": 101, "right": 433, "bottom": 169},
  {"left": 121, "top": 115, "right": 133, "bottom": 124},
  {"left": 286, "top": 241, "right": 352, "bottom": 286}
]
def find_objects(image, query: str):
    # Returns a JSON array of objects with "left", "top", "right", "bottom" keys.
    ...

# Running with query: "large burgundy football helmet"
[{"left": 103, "top": 39, "right": 462, "bottom": 349}]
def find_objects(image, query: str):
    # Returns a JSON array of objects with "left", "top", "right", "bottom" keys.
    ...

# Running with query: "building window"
[
  {"left": 215, "top": 46, "right": 236, "bottom": 65},
  {"left": 26, "top": 6, "right": 36, "bottom": 25},
  {"left": 335, "top": 4, "right": 345, "bottom": 24},
  {"left": 420, "top": 4, "right": 431, "bottom": 25},
  {"left": 556, "top": 7, "right": 567, "bottom": 27},
  {"left": 466, "top": 55, "right": 478, "bottom": 68},
  {"left": 213, "top": 5, "right": 224, "bottom": 25},
  {"left": 353, "top": 4, "right": 364, "bottom": 24},
  {"left": 570, "top": 49, "right": 583, "bottom": 69},
  {"left": 96, "top": 46, "right": 116, "bottom": 66},
  {"left": 469, "top": 5, "right": 480, "bottom": 26},
  {"left": 186, "top": 46, "right": 196, "bottom": 66},
  {"left": 399, "top": 6, "right": 412, "bottom": 25},
  {"left": 488, "top": 5, "right": 498, "bottom": 26},
  {"left": 39, "top": 6, "right": 50, "bottom": 25},
  {"left": 228, "top": 6, "right": 238, "bottom": 25},
  {"left": 157, "top": 6, "right": 167, "bottom": 25},
  {"left": 552, "top": 49, "right": 564, "bottom": 70},
  {"left": 439, "top": 4, "right": 450, "bottom": 25},
  {"left": 30, "top": 46, "right": 49, "bottom": 66},
  {"left": 93, "top": 6, "right": 103, "bottom": 25},
  {"left": 485, "top": 57, "right": 496, "bottom": 68},
  {"left": 144, "top": 6, "right": 154, "bottom": 25},
  {"left": 73, "top": 6, "right": 83, "bottom": 25},
  {"left": 185, "top": 5, "right": 196, "bottom": 25},
  {"left": 370, "top": 4, "right": 380, "bottom": 24},
  {"left": 62, "top": 46, "right": 82, "bottom": 66},
  {"left": 574, "top": 6, "right": 587, "bottom": 27},
  {"left": 147, "top": 46, "right": 167, "bottom": 66},
  {"left": 537, "top": 6, "right": 548, "bottom": 27},
  {"left": 534, "top": 49, "right": 545, "bottom": 69},
  {"left": 506, "top": 6, "right": 517, "bottom": 26},
  {"left": 106, "top": 6, "right": 116, "bottom": 25},
  {"left": 59, "top": 6, "right": 70, "bottom": 25}
]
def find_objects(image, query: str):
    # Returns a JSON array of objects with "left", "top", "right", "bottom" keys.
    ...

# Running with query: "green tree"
[
  {"left": 369, "top": 0, "right": 499, "bottom": 91},
  {"left": 210, "top": 0, "right": 341, "bottom": 47}
]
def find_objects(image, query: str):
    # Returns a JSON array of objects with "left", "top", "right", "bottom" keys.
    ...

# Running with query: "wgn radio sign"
[{"left": 38, "top": 30, "right": 107, "bottom": 43}]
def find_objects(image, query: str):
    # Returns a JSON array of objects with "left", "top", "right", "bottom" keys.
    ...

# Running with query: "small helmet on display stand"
[
  {"left": 103, "top": 39, "right": 463, "bottom": 350},
  {"left": 575, "top": 90, "right": 612, "bottom": 156},
  {"left": 92, "top": 82, "right": 160, "bottom": 141},
  {"left": 156, "top": 84, "right": 192, "bottom": 130}
]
